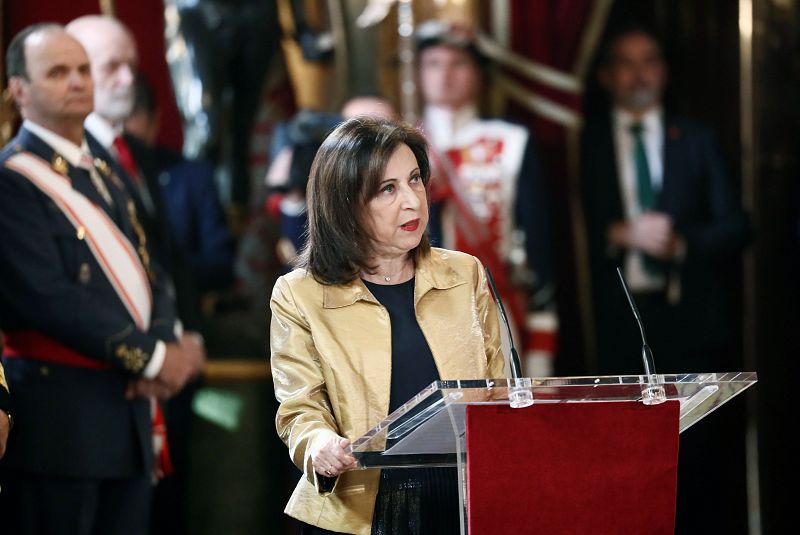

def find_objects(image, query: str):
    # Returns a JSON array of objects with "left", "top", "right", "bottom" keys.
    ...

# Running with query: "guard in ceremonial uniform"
[
  {"left": 417, "top": 21, "right": 558, "bottom": 376},
  {"left": 0, "top": 24, "right": 203, "bottom": 535}
]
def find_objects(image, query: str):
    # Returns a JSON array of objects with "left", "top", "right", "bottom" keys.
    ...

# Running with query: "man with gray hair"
[{"left": 67, "top": 16, "right": 154, "bottom": 219}]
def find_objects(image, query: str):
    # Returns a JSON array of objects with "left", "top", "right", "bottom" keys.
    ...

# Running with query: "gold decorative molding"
[
  {"left": 277, "top": 0, "right": 337, "bottom": 110},
  {"left": 572, "top": 0, "right": 613, "bottom": 79},
  {"left": 476, "top": 33, "right": 582, "bottom": 94},
  {"left": 204, "top": 359, "right": 272, "bottom": 382},
  {"left": 494, "top": 73, "right": 581, "bottom": 128},
  {"left": 99, "top": 0, "right": 116, "bottom": 17}
]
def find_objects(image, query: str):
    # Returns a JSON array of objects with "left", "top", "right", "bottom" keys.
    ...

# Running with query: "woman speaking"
[{"left": 270, "top": 118, "right": 504, "bottom": 534}]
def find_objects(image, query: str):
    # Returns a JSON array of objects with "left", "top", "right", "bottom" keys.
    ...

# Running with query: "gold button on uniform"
[
  {"left": 76, "top": 226, "right": 86, "bottom": 240},
  {"left": 40, "top": 366, "right": 50, "bottom": 376},
  {"left": 79, "top": 263, "right": 91, "bottom": 285}
]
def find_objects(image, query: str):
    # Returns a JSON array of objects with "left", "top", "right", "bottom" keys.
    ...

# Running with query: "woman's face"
[{"left": 363, "top": 143, "right": 429, "bottom": 259}]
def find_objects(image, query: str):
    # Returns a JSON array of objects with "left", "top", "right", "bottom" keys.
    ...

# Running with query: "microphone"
[
  {"left": 616, "top": 267, "right": 666, "bottom": 405},
  {"left": 484, "top": 268, "right": 524, "bottom": 380}
]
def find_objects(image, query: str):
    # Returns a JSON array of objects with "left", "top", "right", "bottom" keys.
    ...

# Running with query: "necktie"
[
  {"left": 629, "top": 123, "right": 662, "bottom": 276},
  {"left": 113, "top": 136, "right": 155, "bottom": 215},
  {"left": 112, "top": 136, "right": 141, "bottom": 184}
]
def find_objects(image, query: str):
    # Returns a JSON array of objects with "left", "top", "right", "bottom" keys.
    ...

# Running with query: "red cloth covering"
[
  {"left": 467, "top": 401, "right": 679, "bottom": 534},
  {"left": 4, "top": 330, "right": 109, "bottom": 370}
]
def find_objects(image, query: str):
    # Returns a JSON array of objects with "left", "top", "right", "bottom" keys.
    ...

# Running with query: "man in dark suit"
[
  {"left": 582, "top": 26, "right": 751, "bottom": 374},
  {"left": 0, "top": 24, "right": 203, "bottom": 534},
  {"left": 124, "top": 74, "right": 235, "bottom": 295},
  {"left": 580, "top": 25, "right": 751, "bottom": 533}
]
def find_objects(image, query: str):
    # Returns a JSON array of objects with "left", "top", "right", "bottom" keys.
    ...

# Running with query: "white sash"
[{"left": 6, "top": 152, "right": 152, "bottom": 330}]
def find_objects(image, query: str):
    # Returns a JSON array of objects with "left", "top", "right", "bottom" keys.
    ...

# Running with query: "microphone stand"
[
  {"left": 616, "top": 268, "right": 666, "bottom": 405},
  {"left": 485, "top": 268, "right": 533, "bottom": 408}
]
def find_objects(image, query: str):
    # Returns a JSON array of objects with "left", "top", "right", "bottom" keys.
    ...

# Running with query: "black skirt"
[{"left": 299, "top": 466, "right": 461, "bottom": 535}]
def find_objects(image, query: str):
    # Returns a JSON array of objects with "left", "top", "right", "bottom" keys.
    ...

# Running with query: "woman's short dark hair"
[{"left": 298, "top": 118, "right": 431, "bottom": 284}]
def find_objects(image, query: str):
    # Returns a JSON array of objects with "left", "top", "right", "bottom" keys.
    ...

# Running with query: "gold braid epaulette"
[{"left": 126, "top": 199, "right": 156, "bottom": 283}]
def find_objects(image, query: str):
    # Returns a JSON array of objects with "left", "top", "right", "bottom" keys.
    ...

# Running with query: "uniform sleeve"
[
  {"left": 270, "top": 276, "right": 341, "bottom": 494},
  {"left": 472, "top": 256, "right": 505, "bottom": 379},
  {"left": 0, "top": 167, "right": 163, "bottom": 376},
  {"left": 145, "top": 252, "right": 180, "bottom": 344}
]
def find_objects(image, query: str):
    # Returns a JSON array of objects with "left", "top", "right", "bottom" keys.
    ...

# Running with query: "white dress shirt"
[
  {"left": 23, "top": 120, "right": 89, "bottom": 168},
  {"left": 85, "top": 112, "right": 155, "bottom": 215},
  {"left": 611, "top": 107, "right": 666, "bottom": 292},
  {"left": 84, "top": 112, "right": 122, "bottom": 149}
]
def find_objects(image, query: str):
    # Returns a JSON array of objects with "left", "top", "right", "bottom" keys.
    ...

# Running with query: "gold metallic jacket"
[{"left": 270, "top": 248, "right": 504, "bottom": 534}]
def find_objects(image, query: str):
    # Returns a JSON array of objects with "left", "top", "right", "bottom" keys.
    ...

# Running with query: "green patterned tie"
[{"left": 629, "top": 122, "right": 662, "bottom": 275}]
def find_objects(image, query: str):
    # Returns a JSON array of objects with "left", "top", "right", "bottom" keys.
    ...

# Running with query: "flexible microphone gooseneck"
[
  {"left": 616, "top": 267, "right": 666, "bottom": 404},
  {"left": 484, "top": 268, "right": 524, "bottom": 380}
]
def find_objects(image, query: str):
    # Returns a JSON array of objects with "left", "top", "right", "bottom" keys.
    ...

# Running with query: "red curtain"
[
  {"left": 115, "top": 0, "right": 182, "bottom": 151},
  {"left": 3, "top": 0, "right": 183, "bottom": 151},
  {"left": 504, "top": 0, "right": 604, "bottom": 371}
]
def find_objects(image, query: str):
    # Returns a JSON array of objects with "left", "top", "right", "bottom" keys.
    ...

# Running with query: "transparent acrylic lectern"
[{"left": 347, "top": 372, "right": 757, "bottom": 535}]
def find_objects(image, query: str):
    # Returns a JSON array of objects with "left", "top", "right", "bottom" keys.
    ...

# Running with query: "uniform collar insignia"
[
  {"left": 94, "top": 158, "right": 113, "bottom": 177},
  {"left": 51, "top": 154, "right": 69, "bottom": 176}
]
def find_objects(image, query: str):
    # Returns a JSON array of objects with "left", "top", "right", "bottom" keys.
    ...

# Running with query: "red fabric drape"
[
  {"left": 3, "top": 0, "right": 183, "bottom": 151},
  {"left": 115, "top": 0, "right": 183, "bottom": 151},
  {"left": 509, "top": 0, "right": 594, "bottom": 145},
  {"left": 504, "top": 0, "right": 602, "bottom": 371}
]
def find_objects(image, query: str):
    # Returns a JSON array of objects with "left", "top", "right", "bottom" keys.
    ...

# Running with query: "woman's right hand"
[{"left": 313, "top": 436, "right": 358, "bottom": 478}]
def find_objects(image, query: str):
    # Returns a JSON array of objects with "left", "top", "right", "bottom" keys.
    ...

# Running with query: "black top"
[
  {"left": 362, "top": 278, "right": 439, "bottom": 412},
  {"left": 360, "top": 277, "right": 459, "bottom": 535}
]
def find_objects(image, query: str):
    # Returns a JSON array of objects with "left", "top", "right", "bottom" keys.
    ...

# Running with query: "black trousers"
[{"left": 0, "top": 471, "right": 151, "bottom": 535}]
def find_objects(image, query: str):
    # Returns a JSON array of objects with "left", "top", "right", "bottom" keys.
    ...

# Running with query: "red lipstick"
[{"left": 400, "top": 219, "right": 420, "bottom": 232}]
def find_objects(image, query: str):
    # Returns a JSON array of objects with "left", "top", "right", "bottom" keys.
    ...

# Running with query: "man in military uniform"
[{"left": 0, "top": 24, "right": 203, "bottom": 534}]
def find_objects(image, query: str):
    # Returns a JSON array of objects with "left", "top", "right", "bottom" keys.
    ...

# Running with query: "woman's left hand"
[{"left": 313, "top": 436, "right": 358, "bottom": 478}]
